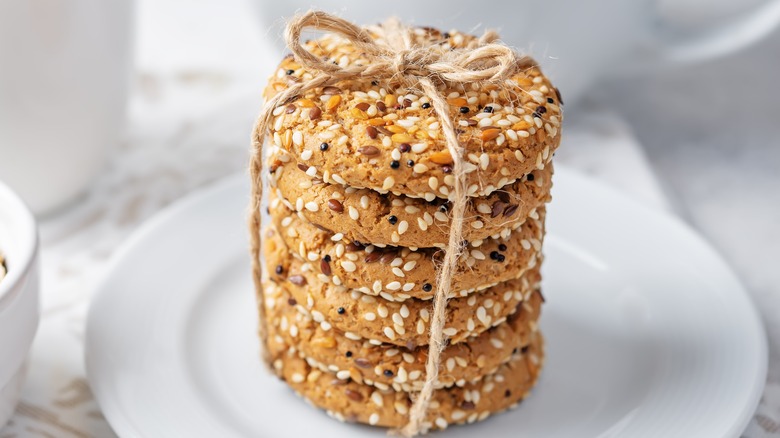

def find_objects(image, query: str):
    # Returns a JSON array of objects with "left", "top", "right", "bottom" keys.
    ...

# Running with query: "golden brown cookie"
[
  {"left": 263, "top": 27, "right": 562, "bottom": 200},
  {"left": 268, "top": 328, "right": 544, "bottom": 431},
  {"left": 265, "top": 279, "right": 542, "bottom": 392},
  {"left": 268, "top": 150, "right": 552, "bottom": 248},
  {"left": 268, "top": 197, "right": 545, "bottom": 301},
  {"left": 264, "top": 227, "right": 542, "bottom": 347}
]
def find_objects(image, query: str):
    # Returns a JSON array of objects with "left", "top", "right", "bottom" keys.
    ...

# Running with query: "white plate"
[{"left": 85, "top": 168, "right": 767, "bottom": 438}]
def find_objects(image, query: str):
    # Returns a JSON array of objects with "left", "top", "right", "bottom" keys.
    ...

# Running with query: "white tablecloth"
[{"left": 3, "top": 0, "right": 777, "bottom": 436}]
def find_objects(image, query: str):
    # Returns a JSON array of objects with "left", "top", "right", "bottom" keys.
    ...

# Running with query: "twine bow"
[{"left": 249, "top": 11, "right": 535, "bottom": 436}]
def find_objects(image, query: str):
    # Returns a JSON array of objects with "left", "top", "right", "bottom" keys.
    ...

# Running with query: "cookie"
[
  {"left": 265, "top": 279, "right": 543, "bottom": 392},
  {"left": 264, "top": 227, "right": 542, "bottom": 347},
  {"left": 268, "top": 328, "right": 544, "bottom": 431},
  {"left": 268, "top": 197, "right": 545, "bottom": 301},
  {"left": 268, "top": 150, "right": 552, "bottom": 248},
  {"left": 262, "top": 27, "right": 562, "bottom": 200}
]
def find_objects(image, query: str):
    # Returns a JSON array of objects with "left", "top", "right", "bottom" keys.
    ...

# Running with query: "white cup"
[
  {"left": 0, "top": 0, "right": 134, "bottom": 215},
  {"left": 0, "top": 179, "right": 39, "bottom": 428},
  {"left": 254, "top": 0, "right": 780, "bottom": 105}
]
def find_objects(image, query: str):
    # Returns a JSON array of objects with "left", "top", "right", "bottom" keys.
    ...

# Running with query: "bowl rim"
[{"left": 0, "top": 180, "right": 38, "bottom": 309}]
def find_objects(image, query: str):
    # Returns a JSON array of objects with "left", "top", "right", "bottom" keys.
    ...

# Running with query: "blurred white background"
[{"left": 0, "top": 0, "right": 778, "bottom": 436}]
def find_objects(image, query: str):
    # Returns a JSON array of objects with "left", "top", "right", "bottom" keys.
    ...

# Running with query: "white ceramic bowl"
[{"left": 0, "top": 180, "right": 39, "bottom": 428}]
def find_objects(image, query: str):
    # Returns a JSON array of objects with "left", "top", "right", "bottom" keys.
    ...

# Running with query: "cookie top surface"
[{"left": 262, "top": 26, "right": 562, "bottom": 199}]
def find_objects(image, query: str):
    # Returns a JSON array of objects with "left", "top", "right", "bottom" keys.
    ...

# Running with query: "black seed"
[
  {"left": 346, "top": 351, "right": 353, "bottom": 357},
  {"left": 383, "top": 369, "right": 394, "bottom": 377},
  {"left": 547, "top": 97, "right": 554, "bottom": 104},
  {"left": 536, "top": 106, "right": 547, "bottom": 114},
  {"left": 399, "top": 143, "right": 411, "bottom": 153},
  {"left": 422, "top": 283, "right": 433, "bottom": 292},
  {"left": 441, "top": 165, "right": 452, "bottom": 173},
  {"left": 483, "top": 106, "right": 493, "bottom": 113},
  {"left": 390, "top": 160, "right": 400, "bottom": 169},
  {"left": 387, "top": 215, "right": 398, "bottom": 225},
  {"left": 443, "top": 32, "right": 451, "bottom": 38},
  {"left": 532, "top": 111, "right": 542, "bottom": 118},
  {"left": 320, "top": 142, "right": 329, "bottom": 151},
  {"left": 505, "top": 389, "right": 511, "bottom": 397},
  {"left": 371, "top": 80, "right": 378, "bottom": 86},
  {"left": 498, "top": 244, "right": 507, "bottom": 252},
  {"left": 275, "top": 265, "right": 284, "bottom": 274},
  {"left": 337, "top": 307, "right": 345, "bottom": 314},
  {"left": 490, "top": 251, "right": 500, "bottom": 260},
  {"left": 421, "top": 102, "right": 431, "bottom": 109},
  {"left": 459, "top": 106, "right": 470, "bottom": 114},
  {"left": 496, "top": 254, "right": 506, "bottom": 262},
  {"left": 406, "top": 160, "right": 415, "bottom": 167},
  {"left": 323, "top": 254, "right": 332, "bottom": 262},
  {"left": 286, "top": 69, "right": 295, "bottom": 75},
  {"left": 527, "top": 173, "right": 534, "bottom": 181}
]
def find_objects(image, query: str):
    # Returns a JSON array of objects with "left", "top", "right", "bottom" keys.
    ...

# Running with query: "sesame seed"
[
  {"left": 304, "top": 201, "right": 318, "bottom": 212},
  {"left": 291, "top": 373, "right": 305, "bottom": 383},
  {"left": 383, "top": 327, "right": 396, "bottom": 339},
  {"left": 398, "top": 220, "right": 409, "bottom": 234},
  {"left": 365, "top": 312, "right": 376, "bottom": 321},
  {"left": 341, "top": 261, "right": 357, "bottom": 272},
  {"left": 348, "top": 206, "right": 359, "bottom": 220},
  {"left": 382, "top": 176, "right": 395, "bottom": 190}
]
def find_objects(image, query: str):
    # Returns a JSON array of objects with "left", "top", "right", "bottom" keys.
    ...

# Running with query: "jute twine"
[{"left": 249, "top": 11, "right": 535, "bottom": 436}]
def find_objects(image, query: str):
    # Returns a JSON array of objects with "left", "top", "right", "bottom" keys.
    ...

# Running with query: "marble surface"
[{"left": 1, "top": 0, "right": 777, "bottom": 436}]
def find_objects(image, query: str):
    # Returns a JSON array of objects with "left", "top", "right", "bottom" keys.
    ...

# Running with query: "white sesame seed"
[
  {"left": 378, "top": 304, "right": 389, "bottom": 318},
  {"left": 291, "top": 373, "right": 305, "bottom": 383},
  {"left": 341, "top": 261, "right": 357, "bottom": 272},
  {"left": 386, "top": 281, "right": 401, "bottom": 290},
  {"left": 348, "top": 206, "right": 359, "bottom": 220},
  {"left": 411, "top": 143, "right": 428, "bottom": 153},
  {"left": 413, "top": 163, "right": 428, "bottom": 174},
  {"left": 428, "top": 176, "right": 439, "bottom": 190},
  {"left": 392, "top": 267, "right": 405, "bottom": 277},
  {"left": 304, "top": 201, "right": 319, "bottom": 212},
  {"left": 371, "top": 391, "right": 384, "bottom": 407},
  {"left": 392, "top": 313, "right": 404, "bottom": 326},
  {"left": 382, "top": 176, "right": 395, "bottom": 190},
  {"left": 443, "top": 327, "right": 458, "bottom": 337},
  {"left": 383, "top": 327, "right": 396, "bottom": 339},
  {"left": 398, "top": 220, "right": 409, "bottom": 235},
  {"left": 365, "top": 312, "right": 376, "bottom": 321},
  {"left": 471, "top": 220, "right": 484, "bottom": 229}
]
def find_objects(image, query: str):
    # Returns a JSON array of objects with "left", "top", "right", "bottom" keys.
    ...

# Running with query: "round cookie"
[
  {"left": 268, "top": 150, "right": 552, "bottom": 248},
  {"left": 268, "top": 197, "right": 545, "bottom": 301},
  {"left": 263, "top": 26, "right": 562, "bottom": 200},
  {"left": 268, "top": 328, "right": 544, "bottom": 431},
  {"left": 264, "top": 227, "right": 542, "bottom": 347},
  {"left": 265, "top": 279, "right": 543, "bottom": 392}
]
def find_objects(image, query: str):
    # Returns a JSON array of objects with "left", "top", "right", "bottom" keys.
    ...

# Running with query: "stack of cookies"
[{"left": 257, "top": 23, "right": 561, "bottom": 432}]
